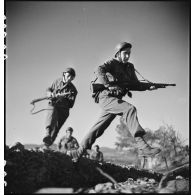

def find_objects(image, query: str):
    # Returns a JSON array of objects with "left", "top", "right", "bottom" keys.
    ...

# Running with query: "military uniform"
[
  {"left": 80, "top": 58, "right": 145, "bottom": 150},
  {"left": 44, "top": 77, "right": 77, "bottom": 146},
  {"left": 58, "top": 135, "right": 79, "bottom": 154},
  {"left": 90, "top": 150, "right": 104, "bottom": 162},
  {"left": 69, "top": 43, "right": 160, "bottom": 161}
]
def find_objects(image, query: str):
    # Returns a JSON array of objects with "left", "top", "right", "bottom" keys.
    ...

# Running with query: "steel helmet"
[
  {"left": 66, "top": 127, "right": 73, "bottom": 132},
  {"left": 64, "top": 67, "right": 76, "bottom": 78},
  {"left": 94, "top": 145, "right": 100, "bottom": 149},
  {"left": 114, "top": 42, "right": 132, "bottom": 57}
]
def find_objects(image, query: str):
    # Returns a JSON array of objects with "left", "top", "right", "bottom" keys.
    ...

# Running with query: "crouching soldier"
[
  {"left": 90, "top": 145, "right": 104, "bottom": 163},
  {"left": 42, "top": 68, "right": 77, "bottom": 149},
  {"left": 58, "top": 127, "right": 79, "bottom": 154}
]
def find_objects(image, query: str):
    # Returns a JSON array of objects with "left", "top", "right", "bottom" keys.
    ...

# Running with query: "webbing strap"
[
  {"left": 134, "top": 68, "right": 152, "bottom": 83},
  {"left": 30, "top": 104, "right": 53, "bottom": 115}
]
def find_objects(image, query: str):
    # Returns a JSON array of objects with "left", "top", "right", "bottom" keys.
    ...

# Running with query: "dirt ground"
[{"left": 5, "top": 147, "right": 189, "bottom": 194}]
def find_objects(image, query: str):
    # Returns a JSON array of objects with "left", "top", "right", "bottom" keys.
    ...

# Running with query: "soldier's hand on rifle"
[
  {"left": 148, "top": 85, "right": 158, "bottom": 91},
  {"left": 108, "top": 86, "right": 124, "bottom": 96}
]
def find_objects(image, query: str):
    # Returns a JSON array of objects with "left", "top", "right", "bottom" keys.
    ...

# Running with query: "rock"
[
  {"left": 176, "top": 175, "right": 183, "bottom": 180},
  {"left": 94, "top": 182, "right": 113, "bottom": 192},
  {"left": 35, "top": 187, "right": 74, "bottom": 193},
  {"left": 87, "top": 189, "right": 96, "bottom": 193},
  {"left": 148, "top": 178, "right": 156, "bottom": 183},
  {"left": 119, "top": 188, "right": 133, "bottom": 193},
  {"left": 158, "top": 179, "right": 189, "bottom": 193},
  {"left": 158, "top": 163, "right": 189, "bottom": 189}
]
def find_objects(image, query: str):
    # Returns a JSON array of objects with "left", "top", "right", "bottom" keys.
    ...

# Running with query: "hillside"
[
  {"left": 5, "top": 146, "right": 189, "bottom": 194},
  {"left": 24, "top": 144, "right": 137, "bottom": 166}
]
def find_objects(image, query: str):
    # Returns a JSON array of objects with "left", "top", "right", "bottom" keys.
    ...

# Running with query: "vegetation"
[{"left": 115, "top": 119, "right": 189, "bottom": 171}]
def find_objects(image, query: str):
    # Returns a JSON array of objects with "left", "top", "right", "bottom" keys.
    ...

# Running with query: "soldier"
[
  {"left": 42, "top": 68, "right": 77, "bottom": 149},
  {"left": 70, "top": 42, "right": 161, "bottom": 162},
  {"left": 58, "top": 127, "right": 79, "bottom": 154},
  {"left": 90, "top": 145, "right": 104, "bottom": 163}
]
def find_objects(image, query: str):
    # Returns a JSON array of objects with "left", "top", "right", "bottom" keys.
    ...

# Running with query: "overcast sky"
[{"left": 5, "top": 1, "right": 189, "bottom": 148}]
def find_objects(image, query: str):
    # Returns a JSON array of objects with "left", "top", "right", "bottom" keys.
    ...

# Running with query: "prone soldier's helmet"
[
  {"left": 63, "top": 67, "right": 76, "bottom": 78},
  {"left": 66, "top": 127, "right": 73, "bottom": 133},
  {"left": 94, "top": 145, "right": 100, "bottom": 149},
  {"left": 114, "top": 42, "right": 132, "bottom": 57}
]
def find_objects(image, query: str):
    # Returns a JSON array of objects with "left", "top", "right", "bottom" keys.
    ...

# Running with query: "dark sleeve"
[
  {"left": 96, "top": 60, "right": 113, "bottom": 86},
  {"left": 128, "top": 63, "right": 140, "bottom": 82}
]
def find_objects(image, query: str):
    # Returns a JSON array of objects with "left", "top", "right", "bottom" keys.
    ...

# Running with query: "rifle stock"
[
  {"left": 30, "top": 97, "right": 50, "bottom": 105},
  {"left": 91, "top": 82, "right": 176, "bottom": 93},
  {"left": 30, "top": 92, "right": 72, "bottom": 105}
]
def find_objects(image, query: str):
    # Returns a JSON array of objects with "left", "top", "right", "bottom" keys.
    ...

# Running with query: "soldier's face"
[
  {"left": 66, "top": 130, "right": 72, "bottom": 138},
  {"left": 63, "top": 72, "right": 74, "bottom": 83},
  {"left": 120, "top": 48, "right": 131, "bottom": 63}
]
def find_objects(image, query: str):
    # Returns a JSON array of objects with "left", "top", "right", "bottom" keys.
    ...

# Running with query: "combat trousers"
[
  {"left": 45, "top": 103, "right": 69, "bottom": 144},
  {"left": 81, "top": 96, "right": 145, "bottom": 150}
]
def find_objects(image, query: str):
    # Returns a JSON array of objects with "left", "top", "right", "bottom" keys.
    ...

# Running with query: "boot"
[
  {"left": 135, "top": 136, "right": 161, "bottom": 157},
  {"left": 43, "top": 135, "right": 52, "bottom": 147},
  {"left": 69, "top": 146, "right": 86, "bottom": 162}
]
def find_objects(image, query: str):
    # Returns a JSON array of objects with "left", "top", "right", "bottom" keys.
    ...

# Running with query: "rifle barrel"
[
  {"left": 154, "top": 83, "right": 176, "bottom": 87},
  {"left": 30, "top": 91, "right": 73, "bottom": 105}
]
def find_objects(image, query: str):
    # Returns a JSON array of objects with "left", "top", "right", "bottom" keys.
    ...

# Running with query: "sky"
[{"left": 5, "top": 1, "right": 190, "bottom": 148}]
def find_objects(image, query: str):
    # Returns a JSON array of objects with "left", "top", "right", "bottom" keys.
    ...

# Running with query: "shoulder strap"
[{"left": 134, "top": 68, "right": 152, "bottom": 83}]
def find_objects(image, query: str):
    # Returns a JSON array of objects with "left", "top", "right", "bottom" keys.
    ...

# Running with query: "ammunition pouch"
[
  {"left": 90, "top": 76, "right": 106, "bottom": 103},
  {"left": 90, "top": 72, "right": 125, "bottom": 103},
  {"left": 107, "top": 88, "right": 127, "bottom": 98},
  {"left": 90, "top": 83, "right": 105, "bottom": 94}
]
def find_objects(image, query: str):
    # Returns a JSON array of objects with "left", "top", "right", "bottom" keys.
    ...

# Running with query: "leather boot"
[
  {"left": 135, "top": 136, "right": 161, "bottom": 157},
  {"left": 69, "top": 146, "right": 86, "bottom": 162},
  {"left": 43, "top": 128, "right": 52, "bottom": 146},
  {"left": 43, "top": 135, "right": 52, "bottom": 147}
]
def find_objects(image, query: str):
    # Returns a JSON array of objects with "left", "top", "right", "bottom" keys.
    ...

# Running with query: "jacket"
[
  {"left": 93, "top": 58, "right": 139, "bottom": 100},
  {"left": 47, "top": 77, "right": 77, "bottom": 108},
  {"left": 58, "top": 136, "right": 79, "bottom": 152}
]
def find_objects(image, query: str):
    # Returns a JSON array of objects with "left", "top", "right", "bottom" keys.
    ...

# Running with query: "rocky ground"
[{"left": 5, "top": 145, "right": 189, "bottom": 194}]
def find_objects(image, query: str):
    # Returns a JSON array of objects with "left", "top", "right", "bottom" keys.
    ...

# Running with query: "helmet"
[
  {"left": 114, "top": 42, "right": 132, "bottom": 57},
  {"left": 94, "top": 145, "right": 99, "bottom": 149},
  {"left": 66, "top": 127, "right": 73, "bottom": 132},
  {"left": 64, "top": 67, "right": 76, "bottom": 78}
]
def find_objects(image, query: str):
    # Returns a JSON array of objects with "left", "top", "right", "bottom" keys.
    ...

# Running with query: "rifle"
[
  {"left": 30, "top": 96, "right": 51, "bottom": 105},
  {"left": 91, "top": 81, "right": 176, "bottom": 94},
  {"left": 30, "top": 92, "right": 73, "bottom": 114},
  {"left": 30, "top": 91, "right": 72, "bottom": 105}
]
